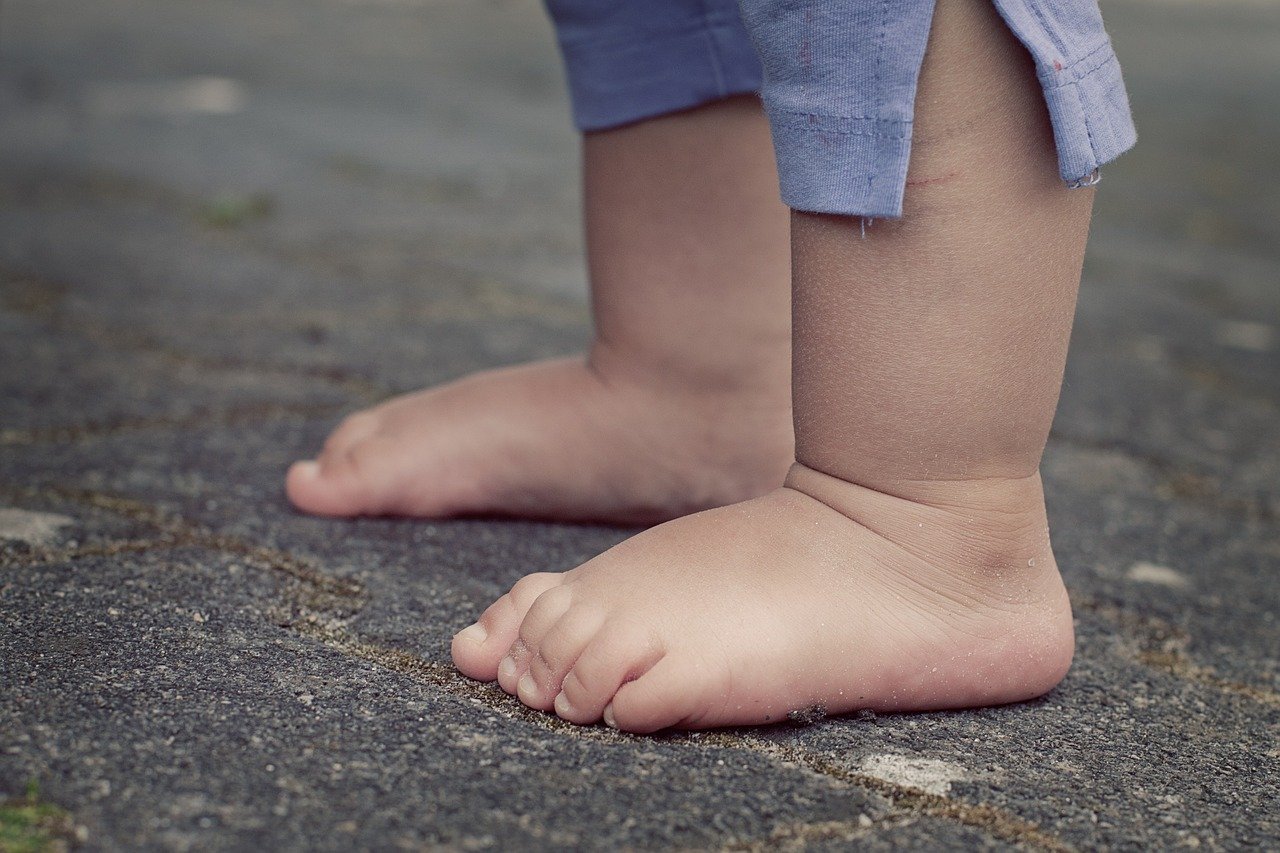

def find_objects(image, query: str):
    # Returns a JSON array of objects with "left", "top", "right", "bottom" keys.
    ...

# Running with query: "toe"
[
  {"left": 322, "top": 411, "right": 382, "bottom": 456},
  {"left": 552, "top": 621, "right": 665, "bottom": 726},
  {"left": 284, "top": 460, "right": 325, "bottom": 511},
  {"left": 286, "top": 411, "right": 387, "bottom": 514},
  {"left": 506, "top": 585, "right": 574, "bottom": 707},
  {"left": 286, "top": 439, "right": 388, "bottom": 517},
  {"left": 285, "top": 458, "right": 365, "bottom": 517},
  {"left": 606, "top": 655, "right": 716, "bottom": 733},
  {"left": 497, "top": 639, "right": 531, "bottom": 695},
  {"left": 451, "top": 572, "right": 564, "bottom": 682},
  {"left": 501, "top": 584, "right": 576, "bottom": 700},
  {"left": 517, "top": 585, "right": 576, "bottom": 651},
  {"left": 520, "top": 608, "right": 605, "bottom": 711}
]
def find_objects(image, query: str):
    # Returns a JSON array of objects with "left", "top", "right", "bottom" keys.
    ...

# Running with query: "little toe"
[
  {"left": 520, "top": 609, "right": 606, "bottom": 711},
  {"left": 452, "top": 572, "right": 564, "bottom": 682},
  {"left": 553, "top": 622, "right": 665, "bottom": 726},
  {"left": 606, "top": 655, "right": 715, "bottom": 733}
]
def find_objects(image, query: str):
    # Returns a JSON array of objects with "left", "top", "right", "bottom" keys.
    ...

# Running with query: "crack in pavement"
[
  {"left": 1049, "top": 430, "right": 1278, "bottom": 524},
  {"left": 1, "top": 268, "right": 391, "bottom": 402},
  {"left": 1, "top": 487, "right": 362, "bottom": 606},
  {"left": 12, "top": 486, "right": 1276, "bottom": 850},
  {"left": 721, "top": 814, "right": 912, "bottom": 851},
  {"left": 286, "top": 619, "right": 627, "bottom": 739},
  {"left": 291, "top": 619, "right": 1072, "bottom": 852},
  {"left": 716, "top": 735, "right": 1073, "bottom": 853},
  {"left": 1077, "top": 598, "right": 1280, "bottom": 709},
  {"left": 3, "top": 487, "right": 1073, "bottom": 850},
  {"left": 18, "top": 485, "right": 1276, "bottom": 713},
  {"left": 1, "top": 169, "right": 589, "bottom": 326},
  {"left": 0, "top": 400, "right": 352, "bottom": 448}
]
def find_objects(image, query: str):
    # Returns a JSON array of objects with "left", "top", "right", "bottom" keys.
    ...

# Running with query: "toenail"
[
  {"left": 553, "top": 692, "right": 574, "bottom": 718},
  {"left": 454, "top": 623, "right": 488, "bottom": 645},
  {"left": 602, "top": 703, "right": 617, "bottom": 729},
  {"left": 517, "top": 673, "right": 538, "bottom": 700},
  {"left": 498, "top": 656, "right": 518, "bottom": 682}
]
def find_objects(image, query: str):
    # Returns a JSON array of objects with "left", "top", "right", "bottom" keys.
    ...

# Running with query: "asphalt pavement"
[{"left": 2, "top": 0, "right": 1278, "bottom": 849}]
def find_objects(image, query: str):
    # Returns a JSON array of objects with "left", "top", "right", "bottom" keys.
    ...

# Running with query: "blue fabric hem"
[
  {"left": 765, "top": 109, "right": 914, "bottom": 218},
  {"left": 561, "top": 19, "right": 764, "bottom": 132},
  {"left": 762, "top": 41, "right": 1135, "bottom": 217},
  {"left": 1038, "top": 44, "right": 1137, "bottom": 184}
]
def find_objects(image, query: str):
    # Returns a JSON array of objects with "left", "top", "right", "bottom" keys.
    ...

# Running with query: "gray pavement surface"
[{"left": 2, "top": 0, "right": 1278, "bottom": 849}]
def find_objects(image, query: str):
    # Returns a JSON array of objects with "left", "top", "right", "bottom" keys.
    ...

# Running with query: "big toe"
[
  {"left": 285, "top": 455, "right": 373, "bottom": 517},
  {"left": 286, "top": 427, "right": 420, "bottom": 517},
  {"left": 452, "top": 572, "right": 565, "bottom": 682}
]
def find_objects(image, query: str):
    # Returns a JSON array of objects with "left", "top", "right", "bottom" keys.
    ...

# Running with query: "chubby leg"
[
  {"left": 286, "top": 95, "right": 793, "bottom": 523},
  {"left": 454, "top": 0, "right": 1091, "bottom": 730}
]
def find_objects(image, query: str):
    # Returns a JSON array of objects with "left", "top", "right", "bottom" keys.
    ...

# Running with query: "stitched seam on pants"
[
  {"left": 798, "top": 7, "right": 813, "bottom": 116},
  {"left": 1038, "top": 39, "right": 1116, "bottom": 86},
  {"left": 766, "top": 103, "right": 912, "bottom": 126},
  {"left": 779, "top": 128, "right": 909, "bottom": 138},
  {"left": 697, "top": 0, "right": 727, "bottom": 95},
  {"left": 1021, "top": 0, "right": 1070, "bottom": 59},
  {"left": 777, "top": 112, "right": 909, "bottom": 123},
  {"left": 1072, "top": 80, "right": 1100, "bottom": 172},
  {"left": 775, "top": 111, "right": 910, "bottom": 139},
  {"left": 1044, "top": 51, "right": 1120, "bottom": 91},
  {"left": 869, "top": 0, "right": 893, "bottom": 195}
]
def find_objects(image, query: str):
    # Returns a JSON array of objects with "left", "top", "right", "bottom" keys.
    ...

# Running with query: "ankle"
[
  {"left": 785, "top": 462, "right": 1059, "bottom": 592},
  {"left": 789, "top": 457, "right": 1048, "bottom": 515},
  {"left": 586, "top": 334, "right": 791, "bottom": 401}
]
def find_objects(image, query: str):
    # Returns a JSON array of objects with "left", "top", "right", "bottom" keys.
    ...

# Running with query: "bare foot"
[
  {"left": 287, "top": 95, "right": 793, "bottom": 523},
  {"left": 451, "top": 463, "right": 1074, "bottom": 732},
  {"left": 285, "top": 355, "right": 792, "bottom": 524}
]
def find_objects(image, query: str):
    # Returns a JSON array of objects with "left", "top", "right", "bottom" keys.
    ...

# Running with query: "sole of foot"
[
  {"left": 285, "top": 356, "right": 793, "bottom": 524},
  {"left": 452, "top": 463, "right": 1074, "bottom": 732}
]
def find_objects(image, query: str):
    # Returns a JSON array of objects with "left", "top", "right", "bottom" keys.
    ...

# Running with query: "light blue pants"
[{"left": 545, "top": 0, "right": 1136, "bottom": 217}]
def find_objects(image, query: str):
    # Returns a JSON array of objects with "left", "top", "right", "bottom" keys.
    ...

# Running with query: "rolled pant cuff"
[
  {"left": 765, "top": 109, "right": 914, "bottom": 219},
  {"left": 558, "top": 18, "right": 764, "bottom": 132},
  {"left": 1038, "top": 41, "right": 1138, "bottom": 185}
]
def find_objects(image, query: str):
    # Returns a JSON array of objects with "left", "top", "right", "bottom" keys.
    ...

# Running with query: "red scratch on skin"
[
  {"left": 1053, "top": 59, "right": 1063, "bottom": 72},
  {"left": 905, "top": 170, "right": 961, "bottom": 188}
]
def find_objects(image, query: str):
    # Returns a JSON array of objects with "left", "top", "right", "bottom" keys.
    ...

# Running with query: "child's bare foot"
[
  {"left": 451, "top": 463, "right": 1074, "bottom": 731},
  {"left": 285, "top": 353, "right": 792, "bottom": 523},
  {"left": 451, "top": 0, "right": 1095, "bottom": 731},
  {"left": 286, "top": 94, "right": 793, "bottom": 523}
]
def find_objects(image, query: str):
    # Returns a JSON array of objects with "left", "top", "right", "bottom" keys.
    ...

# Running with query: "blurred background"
[
  {"left": 2, "top": 0, "right": 1277, "bottom": 453},
  {"left": 2, "top": 1, "right": 1278, "bottom": 849}
]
